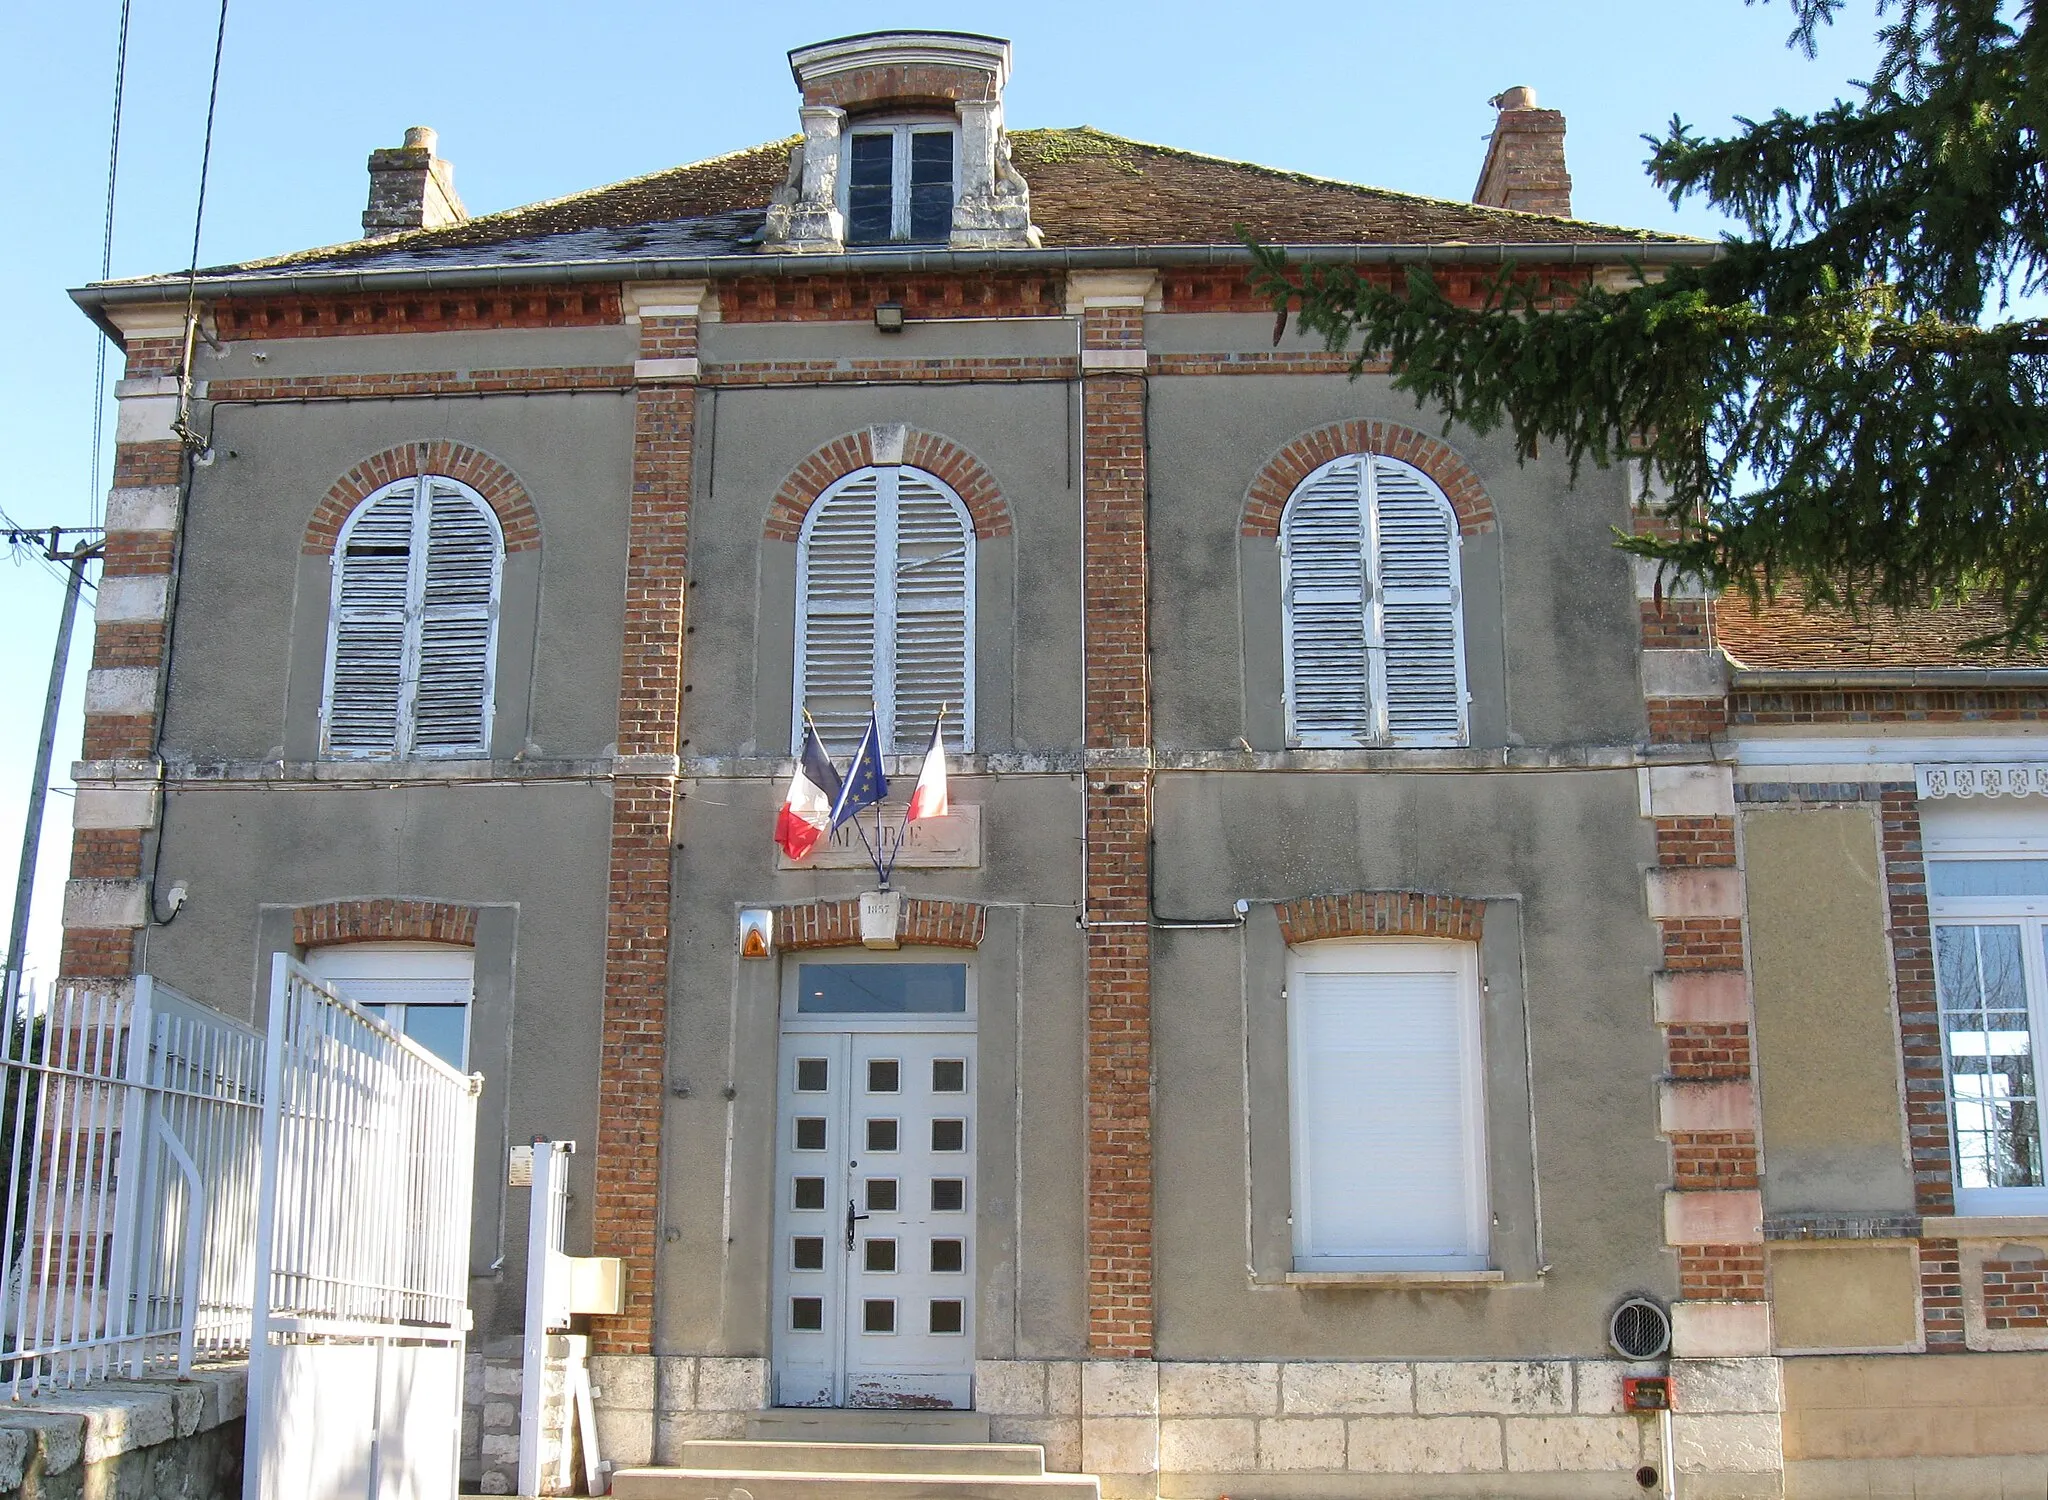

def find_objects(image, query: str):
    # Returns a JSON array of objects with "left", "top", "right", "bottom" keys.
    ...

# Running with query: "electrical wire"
[{"left": 86, "top": 0, "right": 133, "bottom": 530}]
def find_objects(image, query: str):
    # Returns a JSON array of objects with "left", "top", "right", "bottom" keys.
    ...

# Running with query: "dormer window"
[{"left": 846, "top": 122, "right": 956, "bottom": 244}]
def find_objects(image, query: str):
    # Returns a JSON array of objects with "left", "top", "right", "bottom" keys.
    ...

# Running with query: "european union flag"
[{"left": 829, "top": 712, "right": 889, "bottom": 830}]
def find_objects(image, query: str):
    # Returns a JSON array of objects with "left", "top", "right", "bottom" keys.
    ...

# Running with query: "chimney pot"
[
  {"left": 1473, "top": 87, "right": 1572, "bottom": 219},
  {"left": 362, "top": 126, "right": 468, "bottom": 239}
]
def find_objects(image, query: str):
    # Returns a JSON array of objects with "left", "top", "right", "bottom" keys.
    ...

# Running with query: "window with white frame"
[
  {"left": 1925, "top": 799, "right": 2048, "bottom": 1215},
  {"left": 1280, "top": 454, "right": 1468, "bottom": 747},
  {"left": 844, "top": 121, "right": 957, "bottom": 244},
  {"left": 322, "top": 475, "right": 501, "bottom": 758},
  {"left": 303, "top": 943, "right": 474, "bottom": 1070},
  {"left": 1287, "top": 940, "right": 1489, "bottom": 1270},
  {"left": 795, "top": 464, "right": 974, "bottom": 756}
]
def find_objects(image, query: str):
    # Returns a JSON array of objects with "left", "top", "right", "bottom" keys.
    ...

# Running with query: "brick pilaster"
[
  {"left": 1073, "top": 272, "right": 1155, "bottom": 1357},
  {"left": 591, "top": 285, "right": 704, "bottom": 1354},
  {"left": 60, "top": 320, "right": 190, "bottom": 983}
]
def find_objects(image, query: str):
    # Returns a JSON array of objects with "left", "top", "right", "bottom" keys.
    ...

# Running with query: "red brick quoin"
[
  {"left": 1276, "top": 890, "right": 1486, "bottom": 947},
  {"left": 776, "top": 898, "right": 987, "bottom": 951},
  {"left": 1242, "top": 420, "right": 1496, "bottom": 540},
  {"left": 293, "top": 897, "right": 479, "bottom": 948},
  {"left": 303, "top": 441, "right": 542, "bottom": 557},
  {"left": 764, "top": 428, "right": 1012, "bottom": 542}
]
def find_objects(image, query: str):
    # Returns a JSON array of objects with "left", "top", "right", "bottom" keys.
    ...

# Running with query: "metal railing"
[{"left": 0, "top": 976, "right": 265, "bottom": 1394}]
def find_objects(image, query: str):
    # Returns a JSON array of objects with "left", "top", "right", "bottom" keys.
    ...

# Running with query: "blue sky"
[{"left": 0, "top": 1, "right": 1883, "bottom": 992}]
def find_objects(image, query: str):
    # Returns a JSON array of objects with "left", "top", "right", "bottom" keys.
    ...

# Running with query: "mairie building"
[{"left": 63, "top": 29, "right": 2048, "bottom": 1499}]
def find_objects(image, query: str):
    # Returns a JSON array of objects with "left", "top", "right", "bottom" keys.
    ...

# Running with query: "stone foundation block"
[
  {"left": 1673, "top": 1358, "right": 1782, "bottom": 1414},
  {"left": 976, "top": 1358, "right": 1049, "bottom": 1415},
  {"left": 1160, "top": 1361, "right": 1279, "bottom": 1417},
  {"left": 1347, "top": 1415, "right": 1503, "bottom": 1472},
  {"left": 482, "top": 1359, "right": 522, "bottom": 1397},
  {"left": 1673, "top": 1412, "right": 1783, "bottom": 1474},
  {"left": 991, "top": 1416, "right": 1081, "bottom": 1472},
  {"left": 1082, "top": 1414, "right": 1159, "bottom": 1476},
  {"left": 1575, "top": 1360, "right": 1664, "bottom": 1415},
  {"left": 1256, "top": 1416, "right": 1347, "bottom": 1471},
  {"left": 696, "top": 1356, "right": 768, "bottom": 1410},
  {"left": 1414, "top": 1360, "right": 1571, "bottom": 1415},
  {"left": 1280, "top": 1361, "right": 1411, "bottom": 1415},
  {"left": 593, "top": 1404, "right": 654, "bottom": 1468},
  {"left": 1046, "top": 1360, "right": 1082, "bottom": 1417},
  {"left": 589, "top": 1352, "right": 657, "bottom": 1411},
  {"left": 1504, "top": 1414, "right": 1645, "bottom": 1471},
  {"left": 1083, "top": 1359, "right": 1160, "bottom": 1417},
  {"left": 1159, "top": 1417, "right": 1256, "bottom": 1473},
  {"left": 656, "top": 1355, "right": 696, "bottom": 1413}
]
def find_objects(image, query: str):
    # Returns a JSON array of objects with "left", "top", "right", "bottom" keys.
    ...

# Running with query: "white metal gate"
[{"left": 245, "top": 956, "right": 481, "bottom": 1500}]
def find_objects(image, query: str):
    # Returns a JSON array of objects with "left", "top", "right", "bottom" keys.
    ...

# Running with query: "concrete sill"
[
  {"left": 1922, "top": 1215, "right": 2048, "bottom": 1240},
  {"left": 1285, "top": 1270, "right": 1505, "bottom": 1287}
]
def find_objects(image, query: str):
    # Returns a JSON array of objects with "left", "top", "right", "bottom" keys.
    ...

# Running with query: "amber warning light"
[
  {"left": 1623, "top": 1377, "right": 1671, "bottom": 1412},
  {"left": 739, "top": 909, "right": 775, "bottom": 958}
]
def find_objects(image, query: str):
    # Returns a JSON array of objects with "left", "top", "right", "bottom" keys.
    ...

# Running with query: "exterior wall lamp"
[{"left": 873, "top": 301, "right": 906, "bottom": 333}]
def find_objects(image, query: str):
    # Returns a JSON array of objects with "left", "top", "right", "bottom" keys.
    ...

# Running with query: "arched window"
[
  {"left": 321, "top": 475, "right": 502, "bottom": 758},
  {"left": 795, "top": 465, "right": 974, "bottom": 756},
  {"left": 1281, "top": 455, "right": 1468, "bottom": 747}
]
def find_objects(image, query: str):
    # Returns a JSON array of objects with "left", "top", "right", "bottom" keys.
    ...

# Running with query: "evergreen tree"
[{"left": 1251, "top": 0, "right": 2048, "bottom": 645}]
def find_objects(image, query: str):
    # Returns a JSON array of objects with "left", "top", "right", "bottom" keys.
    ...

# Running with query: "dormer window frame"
[{"left": 839, "top": 115, "right": 960, "bottom": 245}]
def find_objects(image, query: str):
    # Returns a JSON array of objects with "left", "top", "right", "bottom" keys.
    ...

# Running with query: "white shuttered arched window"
[
  {"left": 321, "top": 476, "right": 502, "bottom": 758},
  {"left": 1281, "top": 455, "right": 1469, "bottom": 747},
  {"left": 795, "top": 465, "right": 975, "bottom": 756}
]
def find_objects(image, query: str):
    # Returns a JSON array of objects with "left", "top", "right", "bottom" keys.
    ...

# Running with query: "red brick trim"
[
  {"left": 208, "top": 368, "right": 632, "bottom": 402},
  {"left": 1730, "top": 688, "right": 2048, "bottom": 726},
  {"left": 1242, "top": 421, "right": 1495, "bottom": 539},
  {"left": 293, "top": 897, "right": 478, "bottom": 949},
  {"left": 1879, "top": 789, "right": 1956, "bottom": 1220},
  {"left": 1275, "top": 891, "right": 1486, "bottom": 947},
  {"left": 721, "top": 273, "right": 1061, "bottom": 323},
  {"left": 304, "top": 442, "right": 542, "bottom": 557},
  {"left": 1983, "top": 1250, "right": 2048, "bottom": 1330},
  {"left": 775, "top": 898, "right": 987, "bottom": 951},
  {"left": 764, "top": 429, "right": 1012, "bottom": 541},
  {"left": 705, "top": 357, "right": 1076, "bottom": 386},
  {"left": 217, "top": 285, "right": 621, "bottom": 340}
]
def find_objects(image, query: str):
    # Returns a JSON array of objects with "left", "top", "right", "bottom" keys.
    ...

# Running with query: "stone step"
[
  {"left": 680, "top": 1440, "right": 1046, "bottom": 1476},
  {"left": 745, "top": 1409, "right": 993, "bottom": 1444},
  {"left": 611, "top": 1468, "right": 1100, "bottom": 1500}
]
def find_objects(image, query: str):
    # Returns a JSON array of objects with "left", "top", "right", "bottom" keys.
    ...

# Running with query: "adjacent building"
[{"left": 61, "top": 30, "right": 2048, "bottom": 1498}]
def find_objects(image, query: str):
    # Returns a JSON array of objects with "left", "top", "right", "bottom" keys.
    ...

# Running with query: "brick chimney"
[
  {"left": 1473, "top": 87, "right": 1572, "bottom": 218},
  {"left": 362, "top": 126, "right": 468, "bottom": 239}
]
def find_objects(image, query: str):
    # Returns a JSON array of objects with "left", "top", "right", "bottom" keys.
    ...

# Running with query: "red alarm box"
[{"left": 1624, "top": 1376, "right": 1672, "bottom": 1412}]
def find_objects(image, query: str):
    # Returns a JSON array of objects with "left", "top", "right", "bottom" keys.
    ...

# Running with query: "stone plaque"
[{"left": 778, "top": 804, "right": 981, "bottom": 870}]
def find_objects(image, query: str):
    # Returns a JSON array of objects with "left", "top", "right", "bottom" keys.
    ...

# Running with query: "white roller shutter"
[
  {"left": 321, "top": 476, "right": 502, "bottom": 759},
  {"left": 795, "top": 466, "right": 975, "bottom": 755},
  {"left": 1288, "top": 943, "right": 1489, "bottom": 1269},
  {"left": 1279, "top": 454, "right": 1469, "bottom": 747}
]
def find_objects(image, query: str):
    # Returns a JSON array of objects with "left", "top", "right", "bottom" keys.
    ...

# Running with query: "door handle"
[{"left": 846, "top": 1198, "right": 871, "bottom": 1251}]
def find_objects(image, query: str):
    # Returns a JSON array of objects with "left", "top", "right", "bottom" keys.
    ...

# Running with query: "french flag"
[
  {"left": 906, "top": 714, "right": 949, "bottom": 822},
  {"left": 775, "top": 719, "right": 843, "bottom": 861}
]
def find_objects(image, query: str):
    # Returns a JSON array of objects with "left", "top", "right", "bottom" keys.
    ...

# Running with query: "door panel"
[{"left": 772, "top": 1026, "right": 974, "bottom": 1408}]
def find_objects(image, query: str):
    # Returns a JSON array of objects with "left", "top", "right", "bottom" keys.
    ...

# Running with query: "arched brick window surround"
[
  {"left": 1276, "top": 891, "right": 1485, "bottom": 946},
  {"left": 1242, "top": 421, "right": 1496, "bottom": 539},
  {"left": 304, "top": 442, "right": 542, "bottom": 556},
  {"left": 293, "top": 897, "right": 480, "bottom": 948},
  {"left": 765, "top": 428, "right": 1012, "bottom": 542},
  {"left": 776, "top": 897, "right": 987, "bottom": 951}
]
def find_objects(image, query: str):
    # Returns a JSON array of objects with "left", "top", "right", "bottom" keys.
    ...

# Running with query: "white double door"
[{"left": 771, "top": 1026, "right": 976, "bottom": 1408}]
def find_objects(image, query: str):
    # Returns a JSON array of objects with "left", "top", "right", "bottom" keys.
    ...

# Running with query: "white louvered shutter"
[
  {"left": 1369, "top": 458, "right": 1466, "bottom": 744},
  {"left": 890, "top": 470, "right": 973, "bottom": 754},
  {"left": 796, "top": 471, "right": 882, "bottom": 753},
  {"left": 1290, "top": 952, "right": 1487, "bottom": 1267},
  {"left": 1281, "top": 459, "right": 1372, "bottom": 744},
  {"left": 324, "top": 485, "right": 417, "bottom": 755},
  {"left": 322, "top": 476, "right": 502, "bottom": 759},
  {"left": 413, "top": 481, "right": 500, "bottom": 752}
]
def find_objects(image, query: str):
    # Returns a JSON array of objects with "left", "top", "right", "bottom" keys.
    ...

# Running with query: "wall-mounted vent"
[{"left": 1609, "top": 1296, "right": 1672, "bottom": 1359}]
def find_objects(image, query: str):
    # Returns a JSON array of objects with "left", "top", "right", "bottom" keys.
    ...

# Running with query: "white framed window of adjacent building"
[
  {"left": 321, "top": 475, "right": 501, "bottom": 759},
  {"left": 1280, "top": 454, "right": 1468, "bottom": 748},
  {"left": 1924, "top": 797, "right": 2048, "bottom": 1215},
  {"left": 842, "top": 119, "right": 958, "bottom": 244},
  {"left": 794, "top": 464, "right": 974, "bottom": 756},
  {"left": 303, "top": 942, "right": 474, "bottom": 1071},
  {"left": 1286, "top": 939, "right": 1490, "bottom": 1270}
]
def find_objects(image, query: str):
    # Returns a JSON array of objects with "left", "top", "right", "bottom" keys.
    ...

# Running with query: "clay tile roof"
[
  {"left": 107, "top": 126, "right": 1696, "bottom": 286},
  {"left": 1718, "top": 589, "right": 2048, "bottom": 672}
]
